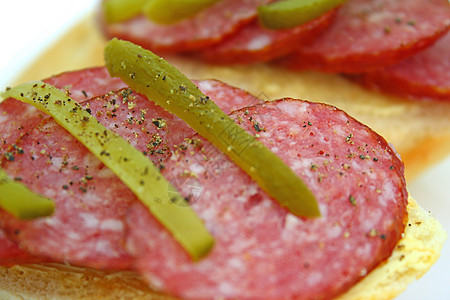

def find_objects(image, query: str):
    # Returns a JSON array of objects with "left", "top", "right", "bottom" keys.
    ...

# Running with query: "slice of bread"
[{"left": 0, "top": 196, "right": 445, "bottom": 300}]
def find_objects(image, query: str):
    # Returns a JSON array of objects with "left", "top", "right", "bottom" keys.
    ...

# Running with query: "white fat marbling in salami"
[{"left": 126, "top": 99, "right": 408, "bottom": 299}]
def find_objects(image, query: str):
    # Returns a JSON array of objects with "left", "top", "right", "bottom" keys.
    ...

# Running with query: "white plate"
[{"left": 0, "top": 1, "right": 448, "bottom": 299}]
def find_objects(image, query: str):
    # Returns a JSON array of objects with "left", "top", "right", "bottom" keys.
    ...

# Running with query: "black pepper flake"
[
  {"left": 345, "top": 133, "right": 354, "bottom": 144},
  {"left": 62, "top": 185, "right": 69, "bottom": 190},
  {"left": 100, "top": 150, "right": 110, "bottom": 157},
  {"left": 199, "top": 96, "right": 209, "bottom": 103},
  {"left": 152, "top": 118, "right": 166, "bottom": 128},
  {"left": 349, "top": 195, "right": 357, "bottom": 206},
  {"left": 359, "top": 155, "right": 367, "bottom": 160},
  {"left": 79, "top": 186, "right": 88, "bottom": 193},
  {"left": 72, "top": 166, "right": 79, "bottom": 170},
  {"left": 253, "top": 122, "right": 262, "bottom": 132},
  {"left": 86, "top": 108, "right": 92, "bottom": 115},
  {"left": 82, "top": 90, "right": 88, "bottom": 97},
  {"left": 13, "top": 144, "right": 24, "bottom": 154},
  {"left": 4, "top": 152, "right": 15, "bottom": 161}
]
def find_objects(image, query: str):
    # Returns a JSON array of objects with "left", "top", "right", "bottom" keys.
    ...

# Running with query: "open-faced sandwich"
[
  {"left": 0, "top": 40, "right": 445, "bottom": 299},
  {"left": 97, "top": 0, "right": 450, "bottom": 180}
]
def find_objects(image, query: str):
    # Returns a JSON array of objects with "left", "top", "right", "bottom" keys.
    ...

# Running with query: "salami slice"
[
  {"left": 0, "top": 119, "right": 137, "bottom": 270},
  {"left": 43, "top": 66, "right": 127, "bottom": 101},
  {"left": 0, "top": 76, "right": 261, "bottom": 268},
  {"left": 196, "top": 9, "right": 336, "bottom": 64},
  {"left": 354, "top": 32, "right": 450, "bottom": 101},
  {"left": 127, "top": 99, "right": 408, "bottom": 299},
  {"left": 1, "top": 67, "right": 126, "bottom": 154},
  {"left": 100, "top": 0, "right": 272, "bottom": 53},
  {"left": 0, "top": 229, "right": 46, "bottom": 266},
  {"left": 283, "top": 0, "right": 450, "bottom": 73}
]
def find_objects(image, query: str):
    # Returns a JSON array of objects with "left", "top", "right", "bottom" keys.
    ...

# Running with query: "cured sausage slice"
[
  {"left": 127, "top": 99, "right": 408, "bottom": 299},
  {"left": 355, "top": 32, "right": 450, "bottom": 101},
  {"left": 1, "top": 67, "right": 125, "bottom": 154},
  {"left": 43, "top": 67, "right": 127, "bottom": 101},
  {"left": 101, "top": 0, "right": 272, "bottom": 54},
  {"left": 196, "top": 9, "right": 336, "bottom": 64},
  {"left": 0, "top": 119, "right": 137, "bottom": 270},
  {"left": 0, "top": 229, "right": 45, "bottom": 266},
  {"left": 284, "top": 0, "right": 450, "bottom": 73},
  {"left": 0, "top": 76, "right": 261, "bottom": 268}
]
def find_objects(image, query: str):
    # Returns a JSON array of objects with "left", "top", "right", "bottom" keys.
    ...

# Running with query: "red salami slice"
[
  {"left": 0, "top": 229, "right": 46, "bottom": 266},
  {"left": 355, "top": 32, "right": 450, "bottom": 101},
  {"left": 43, "top": 66, "right": 127, "bottom": 101},
  {"left": 127, "top": 99, "right": 408, "bottom": 299},
  {"left": 0, "top": 76, "right": 261, "bottom": 268},
  {"left": 0, "top": 119, "right": 137, "bottom": 270},
  {"left": 100, "top": 0, "right": 272, "bottom": 53},
  {"left": 196, "top": 9, "right": 336, "bottom": 64},
  {"left": 283, "top": 0, "right": 450, "bottom": 73},
  {"left": 1, "top": 67, "right": 126, "bottom": 154}
]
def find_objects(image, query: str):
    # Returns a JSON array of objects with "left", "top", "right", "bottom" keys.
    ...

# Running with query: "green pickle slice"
[
  {"left": 142, "top": 0, "right": 221, "bottom": 25},
  {"left": 104, "top": 39, "right": 321, "bottom": 218},
  {"left": 103, "top": 0, "right": 148, "bottom": 23},
  {"left": 258, "top": 0, "right": 347, "bottom": 30},
  {"left": 2, "top": 82, "right": 214, "bottom": 260},
  {"left": 0, "top": 168, "right": 54, "bottom": 220}
]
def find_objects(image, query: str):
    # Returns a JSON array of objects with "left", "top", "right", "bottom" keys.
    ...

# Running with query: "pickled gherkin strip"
[
  {"left": 0, "top": 168, "right": 54, "bottom": 220},
  {"left": 258, "top": 0, "right": 347, "bottom": 30},
  {"left": 142, "top": 0, "right": 221, "bottom": 25},
  {"left": 105, "top": 39, "right": 320, "bottom": 217},
  {"left": 103, "top": 0, "right": 148, "bottom": 23},
  {"left": 2, "top": 82, "right": 214, "bottom": 260}
]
